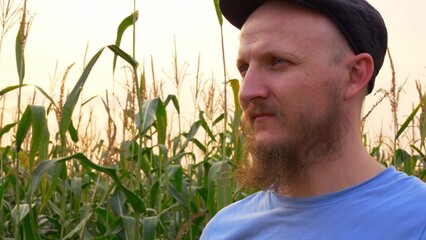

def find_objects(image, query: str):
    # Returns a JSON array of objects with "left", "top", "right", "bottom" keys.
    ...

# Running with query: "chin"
[{"left": 253, "top": 134, "right": 288, "bottom": 148}]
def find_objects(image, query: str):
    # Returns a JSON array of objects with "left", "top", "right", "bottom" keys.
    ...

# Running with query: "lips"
[
  {"left": 247, "top": 107, "right": 278, "bottom": 124},
  {"left": 251, "top": 112, "right": 275, "bottom": 122}
]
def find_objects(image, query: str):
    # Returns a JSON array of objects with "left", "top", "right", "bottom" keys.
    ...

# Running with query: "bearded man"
[{"left": 201, "top": 0, "right": 426, "bottom": 239}]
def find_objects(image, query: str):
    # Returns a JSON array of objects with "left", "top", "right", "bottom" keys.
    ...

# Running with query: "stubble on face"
[{"left": 236, "top": 84, "right": 348, "bottom": 192}]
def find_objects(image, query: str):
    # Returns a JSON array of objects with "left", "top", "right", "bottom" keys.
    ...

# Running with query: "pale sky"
[{"left": 1, "top": 0, "right": 425, "bottom": 140}]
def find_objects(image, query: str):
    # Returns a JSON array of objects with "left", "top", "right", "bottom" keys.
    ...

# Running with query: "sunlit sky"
[{"left": 1, "top": 0, "right": 425, "bottom": 139}]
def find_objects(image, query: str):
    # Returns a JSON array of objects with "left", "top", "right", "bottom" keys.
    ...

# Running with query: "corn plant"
[{"left": 0, "top": 1, "right": 425, "bottom": 240}]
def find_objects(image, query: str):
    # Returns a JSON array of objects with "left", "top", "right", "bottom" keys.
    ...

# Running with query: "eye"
[
  {"left": 272, "top": 57, "right": 286, "bottom": 66},
  {"left": 238, "top": 63, "right": 249, "bottom": 77}
]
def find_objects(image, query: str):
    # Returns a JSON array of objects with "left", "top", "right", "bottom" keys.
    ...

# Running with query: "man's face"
[{"left": 236, "top": 0, "right": 352, "bottom": 189}]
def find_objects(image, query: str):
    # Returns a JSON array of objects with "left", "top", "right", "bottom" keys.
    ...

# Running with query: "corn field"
[{"left": 0, "top": 0, "right": 425, "bottom": 239}]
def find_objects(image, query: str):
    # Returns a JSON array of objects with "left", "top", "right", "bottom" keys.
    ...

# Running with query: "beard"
[{"left": 236, "top": 86, "right": 348, "bottom": 192}]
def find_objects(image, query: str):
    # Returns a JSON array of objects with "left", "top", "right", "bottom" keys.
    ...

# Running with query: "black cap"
[{"left": 219, "top": 0, "right": 388, "bottom": 94}]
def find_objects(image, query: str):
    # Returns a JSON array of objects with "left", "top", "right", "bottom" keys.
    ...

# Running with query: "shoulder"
[
  {"left": 211, "top": 190, "right": 268, "bottom": 218},
  {"left": 366, "top": 168, "right": 426, "bottom": 226},
  {"left": 200, "top": 191, "right": 271, "bottom": 239},
  {"left": 383, "top": 168, "right": 426, "bottom": 197},
  {"left": 365, "top": 167, "right": 426, "bottom": 207}
]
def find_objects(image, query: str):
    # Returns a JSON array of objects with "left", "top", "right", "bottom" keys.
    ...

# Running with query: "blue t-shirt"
[{"left": 201, "top": 167, "right": 426, "bottom": 239}]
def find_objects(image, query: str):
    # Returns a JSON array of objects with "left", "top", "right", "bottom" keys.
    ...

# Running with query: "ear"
[{"left": 344, "top": 53, "right": 374, "bottom": 100}]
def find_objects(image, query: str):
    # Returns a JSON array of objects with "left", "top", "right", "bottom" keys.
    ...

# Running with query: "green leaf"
[
  {"left": 140, "top": 154, "right": 152, "bottom": 177},
  {"left": 229, "top": 79, "right": 241, "bottom": 114},
  {"left": 39, "top": 163, "right": 63, "bottom": 212},
  {"left": 155, "top": 99, "right": 167, "bottom": 145},
  {"left": 0, "top": 123, "right": 16, "bottom": 139},
  {"left": 395, "top": 102, "right": 421, "bottom": 140},
  {"left": 421, "top": 94, "right": 426, "bottom": 148},
  {"left": 215, "top": 162, "right": 232, "bottom": 211},
  {"left": 16, "top": 27, "right": 25, "bottom": 84},
  {"left": 411, "top": 145, "right": 425, "bottom": 159},
  {"left": 60, "top": 47, "right": 105, "bottom": 137},
  {"left": 28, "top": 105, "right": 48, "bottom": 167},
  {"left": 81, "top": 95, "right": 98, "bottom": 107},
  {"left": 199, "top": 117, "right": 216, "bottom": 142},
  {"left": 207, "top": 162, "right": 219, "bottom": 217},
  {"left": 68, "top": 120, "right": 79, "bottom": 143},
  {"left": 212, "top": 113, "right": 224, "bottom": 126},
  {"left": 27, "top": 153, "right": 146, "bottom": 214},
  {"left": 11, "top": 203, "right": 30, "bottom": 224},
  {"left": 14, "top": 105, "right": 49, "bottom": 169},
  {"left": 191, "top": 138, "right": 207, "bottom": 154},
  {"left": 122, "top": 215, "right": 137, "bottom": 240},
  {"left": 26, "top": 159, "right": 57, "bottom": 202},
  {"left": 71, "top": 177, "right": 82, "bottom": 220},
  {"left": 109, "top": 44, "right": 138, "bottom": 70},
  {"left": 213, "top": 0, "right": 223, "bottom": 26},
  {"left": 179, "top": 121, "right": 201, "bottom": 153},
  {"left": 21, "top": 204, "right": 41, "bottom": 240},
  {"left": 150, "top": 180, "right": 160, "bottom": 207},
  {"left": 164, "top": 94, "right": 180, "bottom": 114},
  {"left": 168, "top": 184, "right": 188, "bottom": 209},
  {"left": 113, "top": 11, "right": 139, "bottom": 72},
  {"left": 143, "top": 216, "right": 159, "bottom": 240},
  {"left": 0, "top": 84, "right": 24, "bottom": 96},
  {"left": 16, "top": 105, "right": 32, "bottom": 152},
  {"left": 168, "top": 165, "right": 183, "bottom": 193},
  {"left": 63, "top": 212, "right": 93, "bottom": 240},
  {"left": 136, "top": 97, "right": 159, "bottom": 135},
  {"left": 207, "top": 161, "right": 232, "bottom": 217},
  {"left": 0, "top": 84, "right": 57, "bottom": 108},
  {"left": 394, "top": 149, "right": 411, "bottom": 168}
]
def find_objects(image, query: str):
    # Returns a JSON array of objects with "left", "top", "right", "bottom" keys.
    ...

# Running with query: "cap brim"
[
  {"left": 219, "top": 0, "right": 267, "bottom": 29},
  {"left": 220, "top": 0, "right": 319, "bottom": 29}
]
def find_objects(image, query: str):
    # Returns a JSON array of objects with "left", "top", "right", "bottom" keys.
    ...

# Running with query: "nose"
[{"left": 239, "top": 67, "right": 269, "bottom": 109}]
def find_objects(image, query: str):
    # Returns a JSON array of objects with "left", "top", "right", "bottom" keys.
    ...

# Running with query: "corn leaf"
[
  {"left": 122, "top": 215, "right": 137, "bottom": 240},
  {"left": 60, "top": 47, "right": 105, "bottom": 137},
  {"left": 164, "top": 94, "right": 180, "bottom": 114},
  {"left": 110, "top": 188, "right": 127, "bottom": 217},
  {"left": 15, "top": 27, "right": 25, "bottom": 84},
  {"left": 212, "top": 0, "right": 223, "bottom": 26},
  {"left": 216, "top": 162, "right": 232, "bottom": 211},
  {"left": 0, "top": 123, "right": 16, "bottom": 139},
  {"left": 68, "top": 120, "right": 79, "bottom": 143},
  {"left": 136, "top": 97, "right": 159, "bottom": 135},
  {"left": 62, "top": 212, "right": 93, "bottom": 240},
  {"left": 180, "top": 121, "right": 201, "bottom": 153},
  {"left": 71, "top": 177, "right": 82, "bottom": 220},
  {"left": 15, "top": 105, "right": 31, "bottom": 152},
  {"left": 168, "top": 165, "right": 183, "bottom": 193},
  {"left": 207, "top": 161, "right": 220, "bottom": 217},
  {"left": 150, "top": 180, "right": 160, "bottom": 207},
  {"left": 0, "top": 84, "right": 57, "bottom": 108},
  {"left": 27, "top": 153, "right": 146, "bottom": 214},
  {"left": 207, "top": 161, "right": 232, "bottom": 217},
  {"left": 143, "top": 216, "right": 159, "bottom": 240},
  {"left": 229, "top": 79, "right": 241, "bottom": 114},
  {"left": 113, "top": 11, "right": 139, "bottom": 73},
  {"left": 28, "top": 105, "right": 48, "bottom": 169},
  {"left": 395, "top": 102, "right": 421, "bottom": 140},
  {"left": 155, "top": 99, "right": 167, "bottom": 145},
  {"left": 109, "top": 44, "right": 138, "bottom": 70},
  {"left": 421, "top": 94, "right": 426, "bottom": 148},
  {"left": 11, "top": 203, "right": 30, "bottom": 224},
  {"left": 168, "top": 184, "right": 188, "bottom": 209},
  {"left": 20, "top": 204, "right": 41, "bottom": 240}
]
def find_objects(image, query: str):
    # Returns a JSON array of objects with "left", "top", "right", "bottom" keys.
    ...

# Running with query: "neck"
[{"left": 277, "top": 128, "right": 385, "bottom": 197}]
